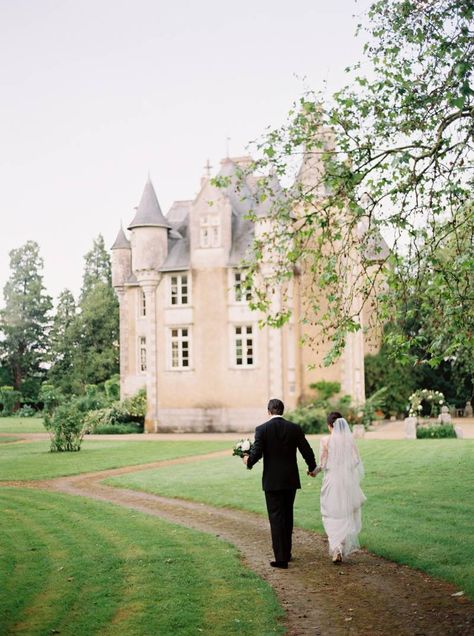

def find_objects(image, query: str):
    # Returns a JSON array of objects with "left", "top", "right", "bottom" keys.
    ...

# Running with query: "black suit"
[{"left": 246, "top": 416, "right": 316, "bottom": 563}]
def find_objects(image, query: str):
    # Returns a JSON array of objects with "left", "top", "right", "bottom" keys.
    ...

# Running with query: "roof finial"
[
  {"left": 204, "top": 158, "right": 212, "bottom": 178},
  {"left": 226, "top": 136, "right": 231, "bottom": 158}
]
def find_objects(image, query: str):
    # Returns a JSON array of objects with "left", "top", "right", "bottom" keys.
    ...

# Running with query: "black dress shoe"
[{"left": 270, "top": 560, "right": 288, "bottom": 569}]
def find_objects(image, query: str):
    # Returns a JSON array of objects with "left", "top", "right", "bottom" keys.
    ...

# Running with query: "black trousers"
[{"left": 264, "top": 489, "right": 296, "bottom": 563}]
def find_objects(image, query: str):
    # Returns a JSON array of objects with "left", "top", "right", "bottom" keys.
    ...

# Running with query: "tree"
[
  {"left": 48, "top": 289, "right": 77, "bottom": 393},
  {"left": 70, "top": 235, "right": 119, "bottom": 388},
  {"left": 230, "top": 0, "right": 473, "bottom": 369},
  {"left": 80, "top": 234, "right": 112, "bottom": 300},
  {"left": 0, "top": 241, "right": 52, "bottom": 395}
]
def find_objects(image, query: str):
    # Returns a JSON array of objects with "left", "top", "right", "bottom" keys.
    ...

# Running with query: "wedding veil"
[
  {"left": 322, "top": 418, "right": 366, "bottom": 556},
  {"left": 327, "top": 418, "right": 363, "bottom": 472},
  {"left": 326, "top": 418, "right": 365, "bottom": 516}
]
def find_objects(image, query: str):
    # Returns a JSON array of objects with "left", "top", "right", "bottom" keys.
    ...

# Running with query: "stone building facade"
[{"left": 111, "top": 156, "right": 385, "bottom": 432}]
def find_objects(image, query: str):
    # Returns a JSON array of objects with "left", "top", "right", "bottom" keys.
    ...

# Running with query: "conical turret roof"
[
  {"left": 111, "top": 225, "right": 131, "bottom": 250},
  {"left": 128, "top": 178, "right": 171, "bottom": 230}
]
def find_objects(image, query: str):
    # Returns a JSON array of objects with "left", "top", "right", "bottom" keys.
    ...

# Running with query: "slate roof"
[
  {"left": 167, "top": 200, "right": 192, "bottom": 225},
  {"left": 160, "top": 234, "right": 190, "bottom": 272},
  {"left": 123, "top": 162, "right": 286, "bottom": 275},
  {"left": 128, "top": 178, "right": 171, "bottom": 230},
  {"left": 111, "top": 225, "right": 131, "bottom": 250}
]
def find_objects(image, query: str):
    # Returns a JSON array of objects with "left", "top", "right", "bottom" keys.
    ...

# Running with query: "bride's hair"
[{"left": 327, "top": 411, "right": 343, "bottom": 427}]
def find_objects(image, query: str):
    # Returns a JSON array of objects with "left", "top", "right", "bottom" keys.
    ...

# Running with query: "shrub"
[
  {"left": 44, "top": 403, "right": 89, "bottom": 452},
  {"left": 73, "top": 384, "right": 110, "bottom": 413},
  {"left": 309, "top": 381, "right": 341, "bottom": 401},
  {"left": 104, "top": 375, "right": 120, "bottom": 402},
  {"left": 0, "top": 386, "right": 22, "bottom": 416},
  {"left": 93, "top": 422, "right": 143, "bottom": 434},
  {"left": 416, "top": 424, "right": 457, "bottom": 439},
  {"left": 365, "top": 350, "right": 416, "bottom": 417},
  {"left": 121, "top": 388, "right": 146, "bottom": 422},
  {"left": 83, "top": 389, "right": 146, "bottom": 433},
  {"left": 359, "top": 387, "right": 388, "bottom": 429},
  {"left": 39, "top": 384, "right": 65, "bottom": 415},
  {"left": 82, "top": 407, "right": 116, "bottom": 431},
  {"left": 286, "top": 404, "right": 328, "bottom": 434},
  {"left": 15, "top": 405, "right": 36, "bottom": 417}
]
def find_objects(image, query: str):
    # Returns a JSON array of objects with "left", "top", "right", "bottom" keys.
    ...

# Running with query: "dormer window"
[{"left": 200, "top": 214, "right": 221, "bottom": 247}]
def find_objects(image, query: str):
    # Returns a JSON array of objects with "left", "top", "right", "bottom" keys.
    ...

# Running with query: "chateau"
[{"left": 111, "top": 156, "right": 384, "bottom": 432}]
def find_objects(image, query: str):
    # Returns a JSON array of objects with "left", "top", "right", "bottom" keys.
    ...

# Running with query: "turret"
[
  {"left": 128, "top": 178, "right": 170, "bottom": 279},
  {"left": 111, "top": 225, "right": 131, "bottom": 288}
]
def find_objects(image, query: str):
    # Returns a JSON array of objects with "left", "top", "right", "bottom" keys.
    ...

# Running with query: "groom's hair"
[
  {"left": 268, "top": 398, "right": 284, "bottom": 415},
  {"left": 327, "top": 411, "right": 343, "bottom": 426}
]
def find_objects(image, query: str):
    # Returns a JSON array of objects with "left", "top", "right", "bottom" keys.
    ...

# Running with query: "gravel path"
[{"left": 4, "top": 451, "right": 472, "bottom": 636}]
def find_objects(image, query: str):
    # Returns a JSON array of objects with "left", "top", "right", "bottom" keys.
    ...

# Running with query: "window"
[
  {"left": 200, "top": 214, "right": 220, "bottom": 247},
  {"left": 170, "top": 274, "right": 189, "bottom": 305},
  {"left": 234, "top": 325, "right": 254, "bottom": 367},
  {"left": 140, "top": 290, "right": 147, "bottom": 316},
  {"left": 170, "top": 327, "right": 190, "bottom": 369},
  {"left": 139, "top": 336, "right": 147, "bottom": 372},
  {"left": 234, "top": 271, "right": 251, "bottom": 303}
]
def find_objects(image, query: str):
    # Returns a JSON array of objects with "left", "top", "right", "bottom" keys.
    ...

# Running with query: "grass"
[
  {"left": 107, "top": 439, "right": 474, "bottom": 599},
  {"left": 0, "top": 440, "right": 229, "bottom": 481},
  {"left": 0, "top": 416, "right": 46, "bottom": 433},
  {"left": 0, "top": 488, "right": 283, "bottom": 635}
]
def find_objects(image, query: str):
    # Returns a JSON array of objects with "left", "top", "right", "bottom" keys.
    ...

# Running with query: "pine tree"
[
  {"left": 0, "top": 241, "right": 52, "bottom": 395},
  {"left": 80, "top": 235, "right": 112, "bottom": 300},
  {"left": 48, "top": 289, "right": 77, "bottom": 393},
  {"left": 71, "top": 235, "right": 119, "bottom": 388}
]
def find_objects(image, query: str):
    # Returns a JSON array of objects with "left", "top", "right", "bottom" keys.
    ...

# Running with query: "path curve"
[{"left": 4, "top": 452, "right": 474, "bottom": 636}]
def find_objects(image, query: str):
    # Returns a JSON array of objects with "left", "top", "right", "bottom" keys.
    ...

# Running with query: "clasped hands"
[{"left": 241, "top": 454, "right": 321, "bottom": 477}]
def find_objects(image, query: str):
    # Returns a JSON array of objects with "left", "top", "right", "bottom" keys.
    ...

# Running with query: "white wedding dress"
[{"left": 319, "top": 418, "right": 366, "bottom": 557}]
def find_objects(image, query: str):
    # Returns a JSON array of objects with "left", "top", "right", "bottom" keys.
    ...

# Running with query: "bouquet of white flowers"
[{"left": 232, "top": 438, "right": 254, "bottom": 457}]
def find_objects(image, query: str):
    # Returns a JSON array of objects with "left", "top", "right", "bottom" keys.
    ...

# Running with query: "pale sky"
[{"left": 0, "top": 0, "right": 372, "bottom": 305}]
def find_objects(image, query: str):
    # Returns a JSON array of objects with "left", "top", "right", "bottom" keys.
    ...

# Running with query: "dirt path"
[{"left": 4, "top": 452, "right": 473, "bottom": 635}]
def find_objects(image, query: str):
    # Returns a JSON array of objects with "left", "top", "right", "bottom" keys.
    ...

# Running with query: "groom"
[{"left": 243, "top": 398, "right": 317, "bottom": 569}]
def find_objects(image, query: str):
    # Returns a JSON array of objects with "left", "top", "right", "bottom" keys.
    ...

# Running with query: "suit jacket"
[{"left": 246, "top": 416, "right": 317, "bottom": 491}]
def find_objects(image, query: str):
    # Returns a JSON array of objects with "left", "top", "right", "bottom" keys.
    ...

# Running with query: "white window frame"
[
  {"left": 232, "top": 324, "right": 255, "bottom": 368},
  {"left": 200, "top": 214, "right": 221, "bottom": 248},
  {"left": 233, "top": 270, "right": 252, "bottom": 303},
  {"left": 138, "top": 336, "right": 147, "bottom": 373},
  {"left": 169, "top": 273, "right": 190, "bottom": 306},
  {"left": 168, "top": 327, "right": 192, "bottom": 370}
]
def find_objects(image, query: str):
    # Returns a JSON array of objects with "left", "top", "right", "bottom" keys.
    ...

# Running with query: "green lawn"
[
  {"left": 0, "top": 416, "right": 46, "bottom": 433},
  {"left": 107, "top": 439, "right": 474, "bottom": 599},
  {"left": 0, "top": 440, "right": 229, "bottom": 481},
  {"left": 0, "top": 488, "right": 283, "bottom": 635}
]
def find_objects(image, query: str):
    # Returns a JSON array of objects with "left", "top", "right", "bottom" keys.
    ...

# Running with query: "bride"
[{"left": 317, "top": 412, "right": 366, "bottom": 563}]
